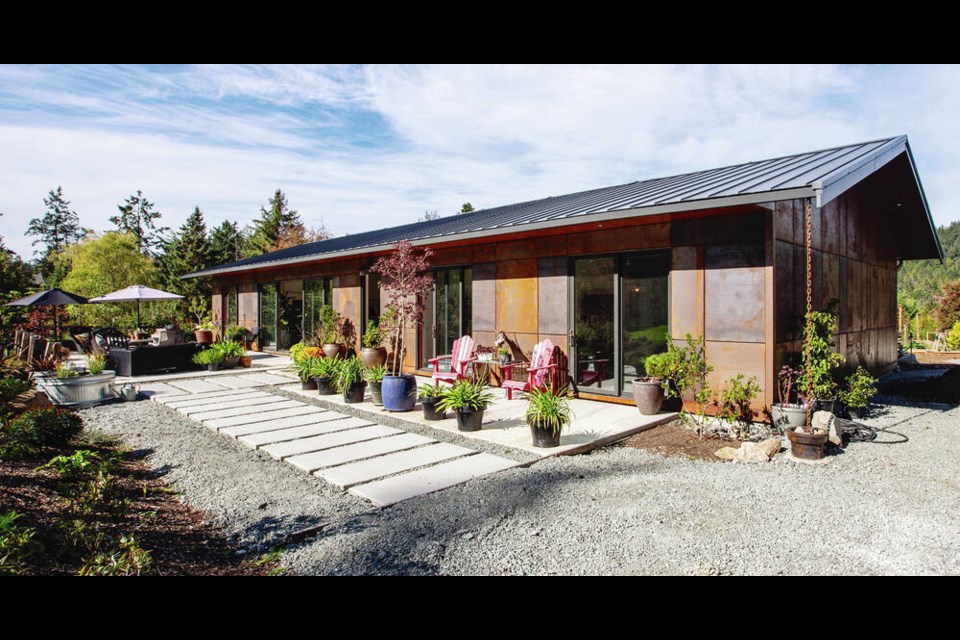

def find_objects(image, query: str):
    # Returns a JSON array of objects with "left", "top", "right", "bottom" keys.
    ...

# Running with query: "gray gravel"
[{"left": 80, "top": 395, "right": 960, "bottom": 575}]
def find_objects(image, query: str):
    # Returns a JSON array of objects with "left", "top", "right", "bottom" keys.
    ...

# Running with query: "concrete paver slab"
[
  {"left": 316, "top": 442, "right": 473, "bottom": 487},
  {"left": 286, "top": 433, "right": 436, "bottom": 473},
  {"left": 237, "top": 417, "right": 375, "bottom": 448},
  {"left": 260, "top": 425, "right": 402, "bottom": 460},
  {"left": 205, "top": 405, "right": 323, "bottom": 429},
  {"left": 186, "top": 399, "right": 302, "bottom": 419}
]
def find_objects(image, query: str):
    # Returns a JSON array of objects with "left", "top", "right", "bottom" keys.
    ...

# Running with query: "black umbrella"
[{"left": 4, "top": 288, "right": 89, "bottom": 338}]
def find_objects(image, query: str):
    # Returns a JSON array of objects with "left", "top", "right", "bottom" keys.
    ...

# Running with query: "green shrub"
[
  {"left": 36, "top": 449, "right": 101, "bottom": 481},
  {"left": 56, "top": 363, "right": 79, "bottom": 378},
  {"left": 435, "top": 380, "right": 494, "bottom": 412},
  {"left": 0, "top": 511, "right": 40, "bottom": 576},
  {"left": 417, "top": 383, "right": 444, "bottom": 399},
  {"left": 308, "top": 356, "right": 339, "bottom": 380},
  {"left": 64, "top": 469, "right": 127, "bottom": 516},
  {"left": 799, "top": 310, "right": 845, "bottom": 400},
  {"left": 86, "top": 353, "right": 107, "bottom": 375},
  {"left": 192, "top": 349, "right": 224, "bottom": 366},
  {"left": 6, "top": 408, "right": 83, "bottom": 448},
  {"left": 643, "top": 352, "right": 672, "bottom": 380},
  {"left": 839, "top": 366, "right": 877, "bottom": 411},
  {"left": 79, "top": 535, "right": 152, "bottom": 576},
  {"left": 211, "top": 341, "right": 245, "bottom": 359},
  {"left": 362, "top": 320, "right": 382, "bottom": 349},
  {"left": 716, "top": 374, "right": 762, "bottom": 425},
  {"left": 0, "top": 377, "right": 30, "bottom": 403},
  {"left": 364, "top": 363, "right": 387, "bottom": 383},
  {"left": 289, "top": 342, "right": 308, "bottom": 363},
  {"left": 333, "top": 357, "right": 365, "bottom": 393},
  {"left": 947, "top": 321, "right": 960, "bottom": 350}
]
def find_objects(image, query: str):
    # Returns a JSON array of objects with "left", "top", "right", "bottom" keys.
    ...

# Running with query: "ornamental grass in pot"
[
  {"left": 525, "top": 385, "right": 573, "bottom": 448},
  {"left": 334, "top": 356, "right": 367, "bottom": 404},
  {"left": 309, "top": 356, "right": 340, "bottom": 396},
  {"left": 365, "top": 364, "right": 387, "bottom": 406},
  {"left": 192, "top": 349, "right": 224, "bottom": 371},
  {"left": 418, "top": 383, "right": 446, "bottom": 420},
  {"left": 290, "top": 342, "right": 324, "bottom": 389},
  {"left": 435, "top": 380, "right": 494, "bottom": 432},
  {"left": 211, "top": 341, "right": 245, "bottom": 369},
  {"left": 771, "top": 365, "right": 807, "bottom": 432}
]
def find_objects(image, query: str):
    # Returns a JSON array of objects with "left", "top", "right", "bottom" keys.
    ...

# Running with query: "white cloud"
[{"left": 1, "top": 64, "right": 958, "bottom": 259}]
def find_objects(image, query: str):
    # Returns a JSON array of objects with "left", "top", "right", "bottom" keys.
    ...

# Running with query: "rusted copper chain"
[{"left": 805, "top": 199, "right": 813, "bottom": 432}]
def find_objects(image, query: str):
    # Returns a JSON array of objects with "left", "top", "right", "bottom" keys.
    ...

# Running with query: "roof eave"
[{"left": 183, "top": 187, "right": 814, "bottom": 280}]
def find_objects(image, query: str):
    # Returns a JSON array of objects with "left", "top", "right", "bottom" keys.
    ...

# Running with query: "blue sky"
[{"left": 1, "top": 64, "right": 957, "bottom": 258}]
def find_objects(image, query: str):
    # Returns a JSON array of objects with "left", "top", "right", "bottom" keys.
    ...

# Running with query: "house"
[{"left": 186, "top": 136, "right": 942, "bottom": 408}]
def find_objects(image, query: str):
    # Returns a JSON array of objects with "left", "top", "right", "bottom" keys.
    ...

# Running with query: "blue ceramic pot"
[{"left": 381, "top": 374, "right": 417, "bottom": 412}]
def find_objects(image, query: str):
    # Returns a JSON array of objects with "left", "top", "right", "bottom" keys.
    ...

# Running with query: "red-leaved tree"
[
  {"left": 935, "top": 280, "right": 960, "bottom": 331},
  {"left": 371, "top": 241, "right": 433, "bottom": 374}
]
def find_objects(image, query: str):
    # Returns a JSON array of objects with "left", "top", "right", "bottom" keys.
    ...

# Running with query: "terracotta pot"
[
  {"left": 194, "top": 330, "right": 213, "bottom": 344},
  {"left": 786, "top": 428, "right": 828, "bottom": 460},
  {"left": 239, "top": 356, "right": 253, "bottom": 368},
  {"left": 632, "top": 379, "right": 664, "bottom": 415},
  {"left": 359, "top": 346, "right": 388, "bottom": 368},
  {"left": 322, "top": 343, "right": 344, "bottom": 359}
]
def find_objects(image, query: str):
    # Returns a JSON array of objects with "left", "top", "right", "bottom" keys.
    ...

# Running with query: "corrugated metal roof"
[{"left": 188, "top": 135, "right": 940, "bottom": 277}]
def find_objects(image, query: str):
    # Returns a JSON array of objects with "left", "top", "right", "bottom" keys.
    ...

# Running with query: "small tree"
[
  {"left": 460, "top": 202, "right": 475, "bottom": 214},
  {"left": 209, "top": 220, "right": 245, "bottom": 266},
  {"left": 371, "top": 241, "right": 433, "bottom": 375},
  {"left": 799, "top": 309, "right": 845, "bottom": 414},
  {"left": 934, "top": 281, "right": 960, "bottom": 331},
  {"left": 26, "top": 186, "right": 82, "bottom": 281},
  {"left": 110, "top": 190, "right": 168, "bottom": 256}
]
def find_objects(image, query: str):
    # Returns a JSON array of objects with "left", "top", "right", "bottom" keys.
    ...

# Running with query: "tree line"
[
  {"left": 897, "top": 221, "right": 960, "bottom": 340},
  {"left": 1, "top": 187, "right": 329, "bottom": 330}
]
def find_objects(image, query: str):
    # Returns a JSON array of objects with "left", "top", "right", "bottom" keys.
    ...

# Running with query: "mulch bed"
[
  {"left": 621, "top": 421, "right": 729, "bottom": 462},
  {"left": 0, "top": 439, "right": 277, "bottom": 576}
]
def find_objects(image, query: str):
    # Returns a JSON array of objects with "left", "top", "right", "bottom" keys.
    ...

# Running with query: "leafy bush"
[
  {"left": 289, "top": 342, "right": 307, "bottom": 362},
  {"left": 36, "top": 449, "right": 101, "bottom": 481},
  {"left": 716, "top": 374, "right": 762, "bottom": 426},
  {"left": 947, "top": 320, "right": 960, "bottom": 350},
  {"left": 192, "top": 349, "right": 223, "bottom": 366},
  {"left": 6, "top": 408, "right": 83, "bottom": 448},
  {"left": 417, "top": 383, "right": 444, "bottom": 399},
  {"left": 799, "top": 310, "right": 845, "bottom": 400},
  {"left": 362, "top": 319, "right": 382, "bottom": 349},
  {"left": 307, "top": 356, "right": 339, "bottom": 380},
  {"left": 643, "top": 352, "right": 672, "bottom": 381},
  {"left": 0, "top": 511, "right": 40, "bottom": 576},
  {"left": 525, "top": 385, "right": 573, "bottom": 434},
  {"left": 317, "top": 305, "right": 344, "bottom": 345},
  {"left": 0, "top": 377, "right": 30, "bottom": 403},
  {"left": 64, "top": 469, "right": 127, "bottom": 516},
  {"left": 210, "top": 341, "right": 244, "bottom": 359},
  {"left": 79, "top": 535, "right": 152, "bottom": 576},
  {"left": 839, "top": 366, "right": 877, "bottom": 411}
]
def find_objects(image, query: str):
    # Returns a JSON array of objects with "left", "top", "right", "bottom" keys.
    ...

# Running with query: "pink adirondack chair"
[
  {"left": 502, "top": 339, "right": 556, "bottom": 400},
  {"left": 430, "top": 336, "right": 476, "bottom": 385}
]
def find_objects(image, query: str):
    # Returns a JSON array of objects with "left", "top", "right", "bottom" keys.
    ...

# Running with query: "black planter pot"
[
  {"left": 207, "top": 363, "right": 220, "bottom": 372},
  {"left": 455, "top": 408, "right": 484, "bottom": 432},
  {"left": 528, "top": 419, "right": 562, "bottom": 448},
  {"left": 814, "top": 398, "right": 836, "bottom": 415},
  {"left": 369, "top": 381, "right": 383, "bottom": 406},
  {"left": 420, "top": 397, "right": 445, "bottom": 421},
  {"left": 301, "top": 378, "right": 318, "bottom": 391},
  {"left": 344, "top": 381, "right": 367, "bottom": 404},
  {"left": 314, "top": 377, "right": 336, "bottom": 396}
]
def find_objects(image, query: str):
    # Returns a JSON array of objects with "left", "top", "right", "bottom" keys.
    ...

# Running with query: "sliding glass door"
[
  {"left": 302, "top": 278, "right": 333, "bottom": 343},
  {"left": 421, "top": 267, "right": 473, "bottom": 369},
  {"left": 571, "top": 251, "right": 669, "bottom": 396},
  {"left": 259, "top": 283, "right": 278, "bottom": 350}
]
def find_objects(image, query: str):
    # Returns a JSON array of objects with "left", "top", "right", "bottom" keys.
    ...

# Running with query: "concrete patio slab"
[
  {"left": 115, "top": 352, "right": 292, "bottom": 385},
  {"left": 349, "top": 453, "right": 518, "bottom": 507},
  {"left": 317, "top": 442, "right": 474, "bottom": 488},
  {"left": 215, "top": 411, "right": 346, "bottom": 437},
  {"left": 154, "top": 388, "right": 265, "bottom": 405},
  {"left": 281, "top": 379, "right": 677, "bottom": 458},
  {"left": 167, "top": 379, "right": 232, "bottom": 394},
  {"left": 287, "top": 433, "right": 436, "bottom": 474},
  {"left": 237, "top": 417, "right": 376, "bottom": 448},
  {"left": 165, "top": 392, "right": 275, "bottom": 410},
  {"left": 186, "top": 399, "right": 301, "bottom": 420},
  {"left": 240, "top": 372, "right": 296, "bottom": 386},
  {"left": 259, "top": 425, "right": 402, "bottom": 460},
  {"left": 136, "top": 382, "right": 184, "bottom": 398},
  {"left": 207, "top": 376, "right": 269, "bottom": 389},
  {"left": 204, "top": 405, "right": 323, "bottom": 430}
]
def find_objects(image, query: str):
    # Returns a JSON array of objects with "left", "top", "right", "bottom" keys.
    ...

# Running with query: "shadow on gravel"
[{"left": 242, "top": 513, "right": 332, "bottom": 549}]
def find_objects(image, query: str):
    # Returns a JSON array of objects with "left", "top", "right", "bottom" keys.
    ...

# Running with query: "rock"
[
  {"left": 758, "top": 438, "right": 781, "bottom": 459},
  {"left": 715, "top": 447, "right": 738, "bottom": 461},
  {"left": 734, "top": 442, "right": 770, "bottom": 463},
  {"left": 813, "top": 411, "right": 842, "bottom": 446}
]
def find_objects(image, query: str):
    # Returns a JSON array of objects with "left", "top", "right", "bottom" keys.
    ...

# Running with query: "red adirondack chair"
[
  {"left": 502, "top": 339, "right": 557, "bottom": 400},
  {"left": 430, "top": 336, "right": 476, "bottom": 385}
]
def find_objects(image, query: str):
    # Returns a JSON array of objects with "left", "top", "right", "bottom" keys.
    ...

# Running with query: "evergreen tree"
[
  {"left": 110, "top": 190, "right": 168, "bottom": 256},
  {"left": 0, "top": 235, "right": 34, "bottom": 299},
  {"left": 25, "top": 186, "right": 82, "bottom": 281},
  {"left": 244, "top": 189, "right": 303, "bottom": 257},
  {"left": 158, "top": 207, "right": 211, "bottom": 318},
  {"left": 209, "top": 220, "right": 244, "bottom": 267},
  {"left": 460, "top": 202, "right": 475, "bottom": 214}
]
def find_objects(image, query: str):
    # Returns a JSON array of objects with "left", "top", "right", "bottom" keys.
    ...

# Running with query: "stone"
[
  {"left": 733, "top": 442, "right": 770, "bottom": 463},
  {"left": 715, "top": 447, "right": 738, "bottom": 461},
  {"left": 813, "top": 411, "right": 842, "bottom": 446},
  {"left": 757, "top": 438, "right": 781, "bottom": 459}
]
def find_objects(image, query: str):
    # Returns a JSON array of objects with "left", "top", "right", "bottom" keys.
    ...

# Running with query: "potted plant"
[
  {"left": 435, "top": 380, "right": 494, "bottom": 432},
  {"left": 225, "top": 324, "right": 249, "bottom": 343},
  {"left": 359, "top": 319, "right": 388, "bottom": 367},
  {"left": 771, "top": 365, "right": 807, "bottom": 432},
  {"left": 212, "top": 341, "right": 245, "bottom": 368},
  {"left": 34, "top": 354, "right": 118, "bottom": 408},
  {"left": 192, "top": 349, "right": 224, "bottom": 371},
  {"left": 309, "top": 356, "right": 340, "bottom": 396},
  {"left": 418, "top": 383, "right": 446, "bottom": 420},
  {"left": 371, "top": 241, "right": 434, "bottom": 412},
  {"left": 525, "top": 385, "right": 573, "bottom": 448},
  {"left": 194, "top": 317, "right": 215, "bottom": 344},
  {"left": 497, "top": 345, "right": 511, "bottom": 365},
  {"left": 289, "top": 342, "right": 324, "bottom": 389},
  {"left": 633, "top": 351, "right": 669, "bottom": 415},
  {"left": 788, "top": 310, "right": 844, "bottom": 460},
  {"left": 317, "top": 305, "right": 345, "bottom": 359},
  {"left": 365, "top": 364, "right": 387, "bottom": 406},
  {"left": 86, "top": 353, "right": 107, "bottom": 376},
  {"left": 334, "top": 356, "right": 367, "bottom": 403},
  {"left": 838, "top": 366, "right": 877, "bottom": 420}
]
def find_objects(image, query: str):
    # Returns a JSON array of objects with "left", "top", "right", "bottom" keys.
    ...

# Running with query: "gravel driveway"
[{"left": 80, "top": 395, "right": 960, "bottom": 575}]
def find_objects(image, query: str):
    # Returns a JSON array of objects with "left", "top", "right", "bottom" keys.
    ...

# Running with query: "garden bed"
[
  {"left": 0, "top": 433, "right": 282, "bottom": 576},
  {"left": 620, "top": 420, "right": 730, "bottom": 461}
]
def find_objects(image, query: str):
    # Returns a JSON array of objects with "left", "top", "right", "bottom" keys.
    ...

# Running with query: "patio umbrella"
[
  {"left": 88, "top": 284, "right": 184, "bottom": 330},
  {"left": 4, "top": 288, "right": 89, "bottom": 338}
]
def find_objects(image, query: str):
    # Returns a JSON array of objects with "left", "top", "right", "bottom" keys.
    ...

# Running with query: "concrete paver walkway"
[{"left": 148, "top": 377, "right": 518, "bottom": 507}]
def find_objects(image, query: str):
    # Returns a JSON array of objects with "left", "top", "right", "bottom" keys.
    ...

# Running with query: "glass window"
[
  {"left": 226, "top": 287, "right": 239, "bottom": 327},
  {"left": 302, "top": 278, "right": 332, "bottom": 343},
  {"left": 621, "top": 254, "right": 669, "bottom": 386},
  {"left": 259, "top": 283, "right": 278, "bottom": 350}
]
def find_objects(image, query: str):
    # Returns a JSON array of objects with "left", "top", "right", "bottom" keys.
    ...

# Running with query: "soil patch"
[{"left": 620, "top": 420, "right": 731, "bottom": 461}]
